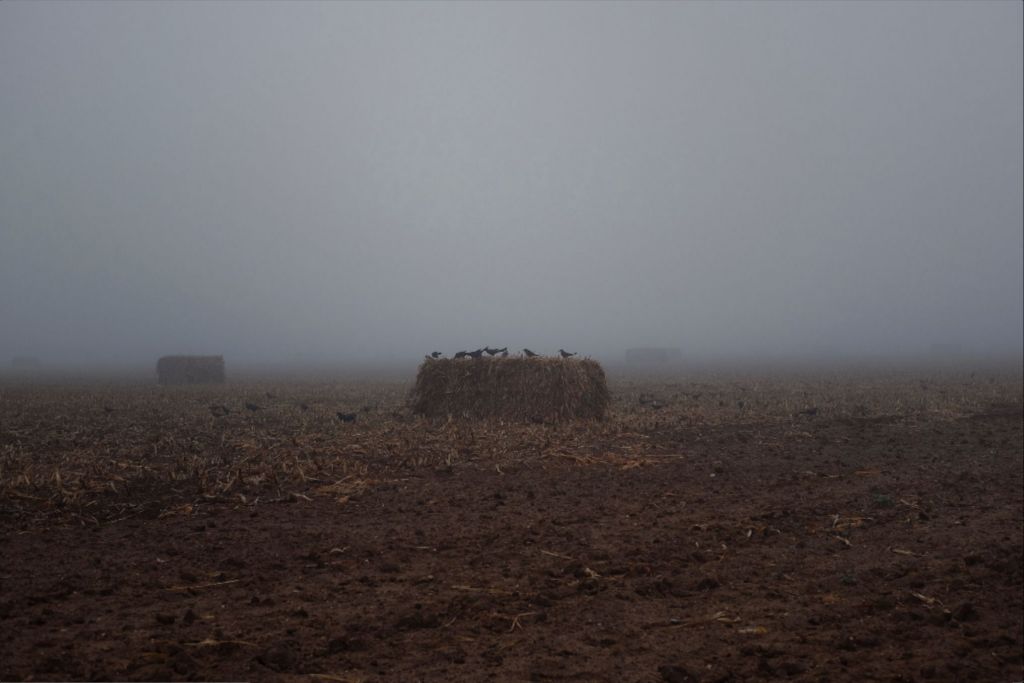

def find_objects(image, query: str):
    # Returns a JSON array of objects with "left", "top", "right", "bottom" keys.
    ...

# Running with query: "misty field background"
[{"left": 1, "top": 1, "right": 1021, "bottom": 680}]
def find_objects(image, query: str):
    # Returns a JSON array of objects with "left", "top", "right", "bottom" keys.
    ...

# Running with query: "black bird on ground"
[
  {"left": 454, "top": 351, "right": 469, "bottom": 359},
  {"left": 337, "top": 412, "right": 357, "bottom": 423},
  {"left": 245, "top": 402, "right": 261, "bottom": 411},
  {"left": 559, "top": 349, "right": 577, "bottom": 358},
  {"left": 523, "top": 348, "right": 538, "bottom": 358},
  {"left": 468, "top": 348, "right": 485, "bottom": 359}
]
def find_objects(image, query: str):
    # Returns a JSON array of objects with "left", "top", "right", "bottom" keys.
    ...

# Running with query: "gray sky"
[{"left": 1, "top": 1, "right": 1021, "bottom": 367}]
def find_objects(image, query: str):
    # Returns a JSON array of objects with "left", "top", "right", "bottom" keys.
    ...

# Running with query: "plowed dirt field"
[{"left": 2, "top": 372, "right": 1021, "bottom": 682}]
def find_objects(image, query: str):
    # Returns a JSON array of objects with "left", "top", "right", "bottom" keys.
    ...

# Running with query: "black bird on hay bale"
[
  {"left": 484, "top": 347, "right": 500, "bottom": 356},
  {"left": 559, "top": 349, "right": 577, "bottom": 358},
  {"left": 454, "top": 351, "right": 469, "bottom": 359},
  {"left": 337, "top": 412, "right": 357, "bottom": 423},
  {"left": 430, "top": 351, "right": 443, "bottom": 359},
  {"left": 523, "top": 348, "right": 538, "bottom": 358},
  {"left": 468, "top": 349, "right": 485, "bottom": 359}
]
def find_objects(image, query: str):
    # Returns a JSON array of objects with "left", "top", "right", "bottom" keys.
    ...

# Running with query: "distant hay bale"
[
  {"left": 10, "top": 356, "right": 42, "bottom": 371},
  {"left": 410, "top": 357, "right": 609, "bottom": 422},
  {"left": 156, "top": 355, "right": 225, "bottom": 385},
  {"left": 625, "top": 347, "right": 683, "bottom": 365}
]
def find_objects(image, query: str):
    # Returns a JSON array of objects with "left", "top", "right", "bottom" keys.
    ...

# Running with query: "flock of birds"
[{"left": 426, "top": 347, "right": 578, "bottom": 360}]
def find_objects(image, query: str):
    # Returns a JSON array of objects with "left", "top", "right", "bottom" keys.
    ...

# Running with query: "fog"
[{"left": 1, "top": 1, "right": 1021, "bottom": 371}]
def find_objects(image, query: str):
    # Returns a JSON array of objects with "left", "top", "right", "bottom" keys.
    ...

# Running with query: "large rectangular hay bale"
[
  {"left": 410, "top": 357, "right": 609, "bottom": 421},
  {"left": 156, "top": 355, "right": 226, "bottom": 385}
]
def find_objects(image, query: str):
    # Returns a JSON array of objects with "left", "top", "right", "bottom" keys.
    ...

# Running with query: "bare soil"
[{"left": 1, "top": 374, "right": 1021, "bottom": 682}]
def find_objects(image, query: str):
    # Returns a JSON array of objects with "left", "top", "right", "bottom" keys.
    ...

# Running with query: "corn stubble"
[{"left": 0, "top": 371, "right": 1018, "bottom": 527}]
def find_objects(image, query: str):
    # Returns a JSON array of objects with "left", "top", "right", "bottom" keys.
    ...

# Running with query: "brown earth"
[{"left": 0, "top": 374, "right": 1022, "bottom": 682}]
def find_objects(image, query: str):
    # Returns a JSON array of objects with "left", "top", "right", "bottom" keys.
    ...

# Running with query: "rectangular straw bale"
[
  {"left": 410, "top": 357, "right": 609, "bottom": 421},
  {"left": 156, "top": 355, "right": 226, "bottom": 385},
  {"left": 625, "top": 347, "right": 683, "bottom": 364}
]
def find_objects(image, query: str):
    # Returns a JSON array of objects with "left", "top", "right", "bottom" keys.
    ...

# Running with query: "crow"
[
  {"left": 558, "top": 349, "right": 577, "bottom": 358},
  {"left": 484, "top": 347, "right": 501, "bottom": 356},
  {"left": 523, "top": 348, "right": 538, "bottom": 358},
  {"left": 454, "top": 351, "right": 469, "bottom": 359},
  {"left": 337, "top": 412, "right": 357, "bottom": 423},
  {"left": 468, "top": 349, "right": 485, "bottom": 359},
  {"left": 430, "top": 351, "right": 443, "bottom": 359},
  {"left": 245, "top": 402, "right": 261, "bottom": 412}
]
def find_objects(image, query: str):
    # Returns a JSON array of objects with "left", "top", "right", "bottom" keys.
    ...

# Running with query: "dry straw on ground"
[
  {"left": 157, "top": 355, "right": 226, "bottom": 385},
  {"left": 410, "top": 357, "right": 610, "bottom": 421}
]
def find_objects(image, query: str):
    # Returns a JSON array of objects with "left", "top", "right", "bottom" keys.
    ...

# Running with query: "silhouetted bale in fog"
[
  {"left": 625, "top": 348, "right": 683, "bottom": 365},
  {"left": 10, "top": 356, "right": 42, "bottom": 372},
  {"left": 156, "top": 355, "right": 226, "bottom": 385}
]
